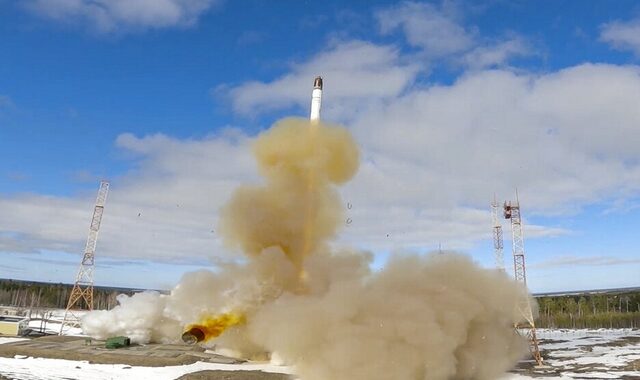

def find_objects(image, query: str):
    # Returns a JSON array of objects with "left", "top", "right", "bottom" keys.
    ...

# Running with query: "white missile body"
[{"left": 309, "top": 76, "right": 323, "bottom": 123}]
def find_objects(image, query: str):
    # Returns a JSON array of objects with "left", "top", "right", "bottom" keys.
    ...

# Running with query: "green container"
[{"left": 105, "top": 336, "right": 131, "bottom": 349}]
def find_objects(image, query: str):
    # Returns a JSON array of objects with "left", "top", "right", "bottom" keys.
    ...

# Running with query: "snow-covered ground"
[
  {"left": 25, "top": 308, "right": 85, "bottom": 336},
  {"left": 1, "top": 329, "right": 638, "bottom": 379},
  {"left": 501, "top": 329, "right": 640, "bottom": 379},
  {"left": 27, "top": 316, "right": 83, "bottom": 336},
  {"left": 0, "top": 337, "right": 28, "bottom": 345},
  {"left": 0, "top": 335, "right": 295, "bottom": 380},
  {"left": 0, "top": 356, "right": 294, "bottom": 380}
]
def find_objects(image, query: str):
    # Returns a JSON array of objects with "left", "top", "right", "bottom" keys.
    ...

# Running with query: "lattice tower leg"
[
  {"left": 59, "top": 181, "right": 108, "bottom": 335},
  {"left": 506, "top": 200, "right": 543, "bottom": 365}
]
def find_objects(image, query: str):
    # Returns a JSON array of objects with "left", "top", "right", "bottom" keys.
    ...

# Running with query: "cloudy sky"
[{"left": 1, "top": 0, "right": 640, "bottom": 292}]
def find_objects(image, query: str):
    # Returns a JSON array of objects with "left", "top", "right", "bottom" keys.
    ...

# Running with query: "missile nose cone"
[{"left": 313, "top": 76, "right": 323, "bottom": 90}]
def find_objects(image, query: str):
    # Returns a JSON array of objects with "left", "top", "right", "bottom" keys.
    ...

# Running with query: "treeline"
[
  {"left": 535, "top": 290, "right": 640, "bottom": 329},
  {"left": 0, "top": 279, "right": 137, "bottom": 311}
]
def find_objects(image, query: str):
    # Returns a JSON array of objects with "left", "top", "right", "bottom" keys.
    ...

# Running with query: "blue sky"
[{"left": 1, "top": 0, "right": 640, "bottom": 293}]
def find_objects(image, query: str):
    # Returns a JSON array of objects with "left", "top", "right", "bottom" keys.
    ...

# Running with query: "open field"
[{"left": 1, "top": 329, "right": 639, "bottom": 379}]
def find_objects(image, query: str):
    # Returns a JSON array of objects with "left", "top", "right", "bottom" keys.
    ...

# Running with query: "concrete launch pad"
[{"left": 2, "top": 329, "right": 639, "bottom": 379}]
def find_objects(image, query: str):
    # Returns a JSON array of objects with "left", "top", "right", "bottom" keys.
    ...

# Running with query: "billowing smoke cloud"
[
  {"left": 82, "top": 117, "right": 529, "bottom": 379},
  {"left": 219, "top": 117, "right": 359, "bottom": 272}
]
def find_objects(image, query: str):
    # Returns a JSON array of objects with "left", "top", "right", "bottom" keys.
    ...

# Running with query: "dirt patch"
[
  {"left": 32, "top": 335, "right": 86, "bottom": 343},
  {"left": 538, "top": 339, "right": 567, "bottom": 345},
  {"left": 620, "top": 358, "right": 640, "bottom": 372},
  {"left": 177, "top": 370, "right": 293, "bottom": 380}
]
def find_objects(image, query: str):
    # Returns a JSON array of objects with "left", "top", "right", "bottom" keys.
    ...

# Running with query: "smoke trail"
[
  {"left": 219, "top": 118, "right": 358, "bottom": 273},
  {"left": 82, "top": 117, "right": 530, "bottom": 379}
]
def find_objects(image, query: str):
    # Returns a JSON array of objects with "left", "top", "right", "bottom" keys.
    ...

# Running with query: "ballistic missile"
[{"left": 309, "top": 76, "right": 323, "bottom": 123}]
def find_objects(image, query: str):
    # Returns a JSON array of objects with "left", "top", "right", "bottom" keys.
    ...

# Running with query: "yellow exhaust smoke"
[
  {"left": 218, "top": 118, "right": 359, "bottom": 279},
  {"left": 182, "top": 312, "right": 245, "bottom": 344}
]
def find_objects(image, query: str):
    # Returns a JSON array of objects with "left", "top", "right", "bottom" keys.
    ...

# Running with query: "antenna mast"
[
  {"left": 491, "top": 195, "right": 505, "bottom": 271},
  {"left": 59, "top": 180, "right": 109, "bottom": 335},
  {"left": 503, "top": 191, "right": 543, "bottom": 365}
]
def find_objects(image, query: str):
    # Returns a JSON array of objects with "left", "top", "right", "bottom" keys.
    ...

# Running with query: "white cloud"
[
  {"left": 600, "top": 16, "right": 640, "bottom": 56},
  {"left": 345, "top": 63, "right": 640, "bottom": 216},
  {"left": 376, "top": 1, "right": 473, "bottom": 57},
  {"left": 375, "top": 2, "right": 533, "bottom": 69},
  {"left": 460, "top": 37, "right": 532, "bottom": 69},
  {"left": 226, "top": 5, "right": 536, "bottom": 120},
  {"left": 0, "top": 129, "right": 257, "bottom": 262},
  {"left": 24, "top": 0, "right": 220, "bottom": 33},
  {"left": 338, "top": 203, "right": 565, "bottom": 254},
  {"left": 225, "top": 40, "right": 420, "bottom": 119}
]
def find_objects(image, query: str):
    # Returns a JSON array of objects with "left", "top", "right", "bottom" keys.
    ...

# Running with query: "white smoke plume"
[{"left": 82, "top": 117, "right": 530, "bottom": 379}]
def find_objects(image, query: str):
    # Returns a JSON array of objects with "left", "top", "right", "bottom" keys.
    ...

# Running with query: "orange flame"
[{"left": 184, "top": 312, "right": 245, "bottom": 343}]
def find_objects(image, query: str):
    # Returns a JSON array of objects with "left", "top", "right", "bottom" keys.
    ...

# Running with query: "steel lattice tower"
[
  {"left": 59, "top": 180, "right": 109, "bottom": 335},
  {"left": 503, "top": 192, "right": 543, "bottom": 365},
  {"left": 491, "top": 195, "right": 505, "bottom": 271}
]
